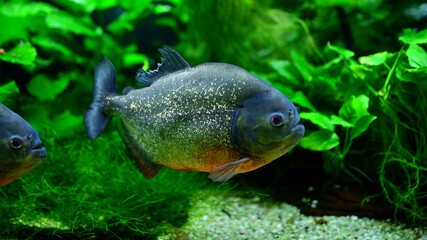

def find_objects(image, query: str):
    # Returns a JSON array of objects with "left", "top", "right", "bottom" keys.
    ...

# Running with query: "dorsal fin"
[{"left": 135, "top": 46, "right": 190, "bottom": 87}]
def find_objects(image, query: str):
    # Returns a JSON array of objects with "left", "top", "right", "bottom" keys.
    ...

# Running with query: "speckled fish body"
[
  {"left": 109, "top": 64, "right": 270, "bottom": 174},
  {"left": 85, "top": 47, "right": 304, "bottom": 181},
  {"left": 0, "top": 104, "right": 46, "bottom": 186}
]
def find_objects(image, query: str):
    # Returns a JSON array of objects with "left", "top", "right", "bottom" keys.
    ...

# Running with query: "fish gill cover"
[{"left": 0, "top": 0, "right": 426, "bottom": 238}]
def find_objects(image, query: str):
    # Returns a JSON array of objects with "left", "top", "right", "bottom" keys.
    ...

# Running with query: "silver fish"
[{"left": 85, "top": 47, "right": 304, "bottom": 181}]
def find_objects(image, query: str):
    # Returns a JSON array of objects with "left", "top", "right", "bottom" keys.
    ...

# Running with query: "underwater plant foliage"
[
  {"left": 0, "top": 0, "right": 426, "bottom": 234},
  {"left": 178, "top": 0, "right": 427, "bottom": 221},
  {"left": 0, "top": 130, "right": 218, "bottom": 238},
  {"left": 0, "top": 0, "right": 226, "bottom": 238}
]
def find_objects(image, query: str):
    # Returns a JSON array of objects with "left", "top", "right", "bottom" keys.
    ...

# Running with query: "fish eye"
[
  {"left": 270, "top": 114, "right": 284, "bottom": 127},
  {"left": 9, "top": 136, "right": 23, "bottom": 149}
]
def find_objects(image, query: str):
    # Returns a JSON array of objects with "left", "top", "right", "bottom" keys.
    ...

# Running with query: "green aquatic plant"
[
  {"left": 269, "top": 28, "right": 427, "bottom": 221},
  {"left": 0, "top": 0, "right": 164, "bottom": 138},
  {"left": 0, "top": 81, "right": 19, "bottom": 104},
  {"left": 177, "top": 0, "right": 321, "bottom": 70},
  {"left": 0, "top": 2, "right": 226, "bottom": 237},
  {"left": 1, "top": 0, "right": 427, "bottom": 226},
  {"left": 0, "top": 130, "right": 218, "bottom": 238},
  {"left": 373, "top": 30, "right": 427, "bottom": 221}
]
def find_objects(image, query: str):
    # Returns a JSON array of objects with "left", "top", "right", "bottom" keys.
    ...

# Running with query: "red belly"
[{"left": 0, "top": 158, "right": 42, "bottom": 186}]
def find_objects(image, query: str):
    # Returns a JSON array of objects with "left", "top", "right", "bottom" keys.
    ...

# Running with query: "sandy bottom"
[{"left": 159, "top": 193, "right": 427, "bottom": 240}]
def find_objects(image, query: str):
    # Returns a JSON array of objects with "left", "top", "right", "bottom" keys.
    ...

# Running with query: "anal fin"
[
  {"left": 208, "top": 157, "right": 250, "bottom": 182},
  {"left": 133, "top": 152, "right": 162, "bottom": 179}
]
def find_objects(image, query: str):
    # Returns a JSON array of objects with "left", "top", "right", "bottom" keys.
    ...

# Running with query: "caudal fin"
[{"left": 85, "top": 57, "right": 118, "bottom": 140}]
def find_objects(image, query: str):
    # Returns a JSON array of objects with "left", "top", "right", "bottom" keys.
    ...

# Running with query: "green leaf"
[
  {"left": 107, "top": 1, "right": 150, "bottom": 34},
  {"left": 326, "top": 44, "right": 355, "bottom": 59},
  {"left": 0, "top": 15, "right": 28, "bottom": 44},
  {"left": 0, "top": 42, "right": 37, "bottom": 65},
  {"left": 31, "top": 34, "right": 86, "bottom": 63},
  {"left": 94, "top": 0, "right": 119, "bottom": 10},
  {"left": 315, "top": 0, "right": 354, "bottom": 7},
  {"left": 350, "top": 115, "right": 377, "bottom": 139},
  {"left": 299, "top": 129, "right": 340, "bottom": 151},
  {"left": 0, "top": 1, "right": 55, "bottom": 17},
  {"left": 406, "top": 44, "right": 427, "bottom": 68},
  {"left": 32, "top": 34, "right": 73, "bottom": 54},
  {"left": 120, "top": 0, "right": 151, "bottom": 11},
  {"left": 46, "top": 12, "right": 100, "bottom": 36},
  {"left": 291, "top": 49, "right": 313, "bottom": 82},
  {"left": 291, "top": 91, "right": 317, "bottom": 112},
  {"left": 356, "top": 0, "right": 382, "bottom": 11},
  {"left": 123, "top": 53, "right": 149, "bottom": 68},
  {"left": 399, "top": 28, "right": 427, "bottom": 44},
  {"left": 155, "top": 18, "right": 179, "bottom": 29},
  {"left": 0, "top": 81, "right": 20, "bottom": 102},
  {"left": 405, "top": 66, "right": 427, "bottom": 74},
  {"left": 52, "top": 111, "right": 84, "bottom": 138},
  {"left": 338, "top": 95, "right": 370, "bottom": 124},
  {"left": 315, "top": 0, "right": 382, "bottom": 8},
  {"left": 107, "top": 12, "right": 135, "bottom": 33},
  {"left": 395, "top": 60, "right": 426, "bottom": 83},
  {"left": 330, "top": 115, "right": 354, "bottom": 128},
  {"left": 27, "top": 74, "right": 70, "bottom": 101},
  {"left": 300, "top": 112, "right": 334, "bottom": 131},
  {"left": 349, "top": 64, "right": 369, "bottom": 80},
  {"left": 154, "top": 4, "right": 172, "bottom": 14},
  {"left": 268, "top": 60, "right": 300, "bottom": 86},
  {"left": 359, "top": 51, "right": 392, "bottom": 66},
  {"left": 0, "top": 2, "right": 54, "bottom": 44}
]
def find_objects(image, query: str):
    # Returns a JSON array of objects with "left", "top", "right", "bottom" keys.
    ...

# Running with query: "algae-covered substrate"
[
  {"left": 160, "top": 193, "right": 427, "bottom": 240},
  {"left": 0, "top": 133, "right": 425, "bottom": 239}
]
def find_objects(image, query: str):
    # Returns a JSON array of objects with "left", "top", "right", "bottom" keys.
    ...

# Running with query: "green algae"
[
  {"left": 0, "top": 130, "right": 223, "bottom": 238},
  {"left": 0, "top": 0, "right": 427, "bottom": 227}
]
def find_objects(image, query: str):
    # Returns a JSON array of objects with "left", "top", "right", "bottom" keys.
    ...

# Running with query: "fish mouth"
[
  {"left": 285, "top": 112, "right": 303, "bottom": 136},
  {"left": 280, "top": 124, "right": 305, "bottom": 152},
  {"left": 289, "top": 124, "right": 305, "bottom": 138},
  {"left": 284, "top": 123, "right": 305, "bottom": 142},
  {"left": 30, "top": 143, "right": 47, "bottom": 159}
]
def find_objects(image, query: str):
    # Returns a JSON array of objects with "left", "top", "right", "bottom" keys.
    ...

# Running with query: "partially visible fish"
[
  {"left": 0, "top": 104, "right": 46, "bottom": 186},
  {"left": 85, "top": 46, "right": 304, "bottom": 181}
]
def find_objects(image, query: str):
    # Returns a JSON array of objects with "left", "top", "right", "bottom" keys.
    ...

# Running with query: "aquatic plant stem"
[
  {"left": 341, "top": 128, "right": 353, "bottom": 157},
  {"left": 380, "top": 47, "right": 404, "bottom": 100},
  {"left": 295, "top": 18, "right": 323, "bottom": 61}
]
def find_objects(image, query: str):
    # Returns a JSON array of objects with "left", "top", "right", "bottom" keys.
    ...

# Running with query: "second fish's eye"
[
  {"left": 10, "top": 137, "right": 23, "bottom": 149},
  {"left": 270, "top": 114, "right": 284, "bottom": 127}
]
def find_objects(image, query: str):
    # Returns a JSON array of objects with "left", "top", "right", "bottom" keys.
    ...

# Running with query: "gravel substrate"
[{"left": 159, "top": 194, "right": 427, "bottom": 240}]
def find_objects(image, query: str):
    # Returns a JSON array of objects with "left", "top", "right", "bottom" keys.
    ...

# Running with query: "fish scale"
[{"left": 85, "top": 46, "right": 304, "bottom": 181}]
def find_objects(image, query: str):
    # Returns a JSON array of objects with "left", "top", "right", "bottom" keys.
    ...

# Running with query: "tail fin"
[{"left": 85, "top": 57, "right": 118, "bottom": 140}]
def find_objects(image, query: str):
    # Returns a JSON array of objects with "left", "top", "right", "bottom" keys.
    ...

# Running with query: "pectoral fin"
[{"left": 208, "top": 157, "right": 250, "bottom": 182}]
